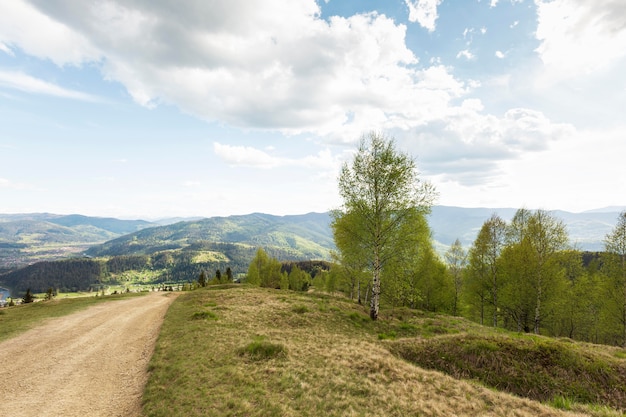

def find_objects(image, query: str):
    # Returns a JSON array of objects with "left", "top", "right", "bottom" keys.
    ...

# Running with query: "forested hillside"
[
  {"left": 86, "top": 212, "right": 334, "bottom": 259},
  {"left": 0, "top": 214, "right": 153, "bottom": 270}
]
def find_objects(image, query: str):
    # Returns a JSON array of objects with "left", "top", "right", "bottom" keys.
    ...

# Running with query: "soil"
[{"left": 0, "top": 292, "right": 178, "bottom": 417}]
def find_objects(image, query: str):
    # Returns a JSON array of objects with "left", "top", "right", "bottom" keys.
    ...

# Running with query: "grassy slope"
[{"left": 142, "top": 286, "right": 625, "bottom": 417}]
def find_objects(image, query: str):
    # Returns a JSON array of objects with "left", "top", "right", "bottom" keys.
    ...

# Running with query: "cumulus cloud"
[
  {"left": 0, "top": 0, "right": 100, "bottom": 65},
  {"left": 0, "top": 70, "right": 100, "bottom": 101},
  {"left": 535, "top": 0, "right": 626, "bottom": 79},
  {"left": 0, "top": 0, "right": 472, "bottom": 139},
  {"left": 402, "top": 102, "right": 576, "bottom": 185},
  {"left": 213, "top": 142, "right": 339, "bottom": 171},
  {"left": 405, "top": 0, "right": 443, "bottom": 32}
]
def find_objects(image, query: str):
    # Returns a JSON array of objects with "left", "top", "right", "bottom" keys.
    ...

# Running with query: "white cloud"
[
  {"left": 0, "top": 70, "right": 100, "bottom": 101},
  {"left": 2, "top": 1, "right": 471, "bottom": 140},
  {"left": 405, "top": 0, "right": 443, "bottom": 32},
  {"left": 535, "top": 0, "right": 626, "bottom": 80},
  {"left": 403, "top": 102, "right": 576, "bottom": 185},
  {"left": 0, "top": 0, "right": 100, "bottom": 66},
  {"left": 0, "top": 42, "right": 14, "bottom": 56},
  {"left": 456, "top": 50, "right": 475, "bottom": 60},
  {"left": 495, "top": 50, "right": 506, "bottom": 59},
  {"left": 213, "top": 143, "right": 283, "bottom": 169},
  {"left": 213, "top": 142, "right": 339, "bottom": 171}
]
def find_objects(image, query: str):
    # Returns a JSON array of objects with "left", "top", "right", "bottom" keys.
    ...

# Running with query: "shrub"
[{"left": 237, "top": 337, "right": 287, "bottom": 361}]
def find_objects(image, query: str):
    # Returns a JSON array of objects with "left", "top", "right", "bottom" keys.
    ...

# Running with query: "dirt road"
[{"left": 0, "top": 292, "right": 178, "bottom": 417}]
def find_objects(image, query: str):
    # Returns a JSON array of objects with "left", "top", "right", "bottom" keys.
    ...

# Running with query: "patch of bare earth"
[{"left": 0, "top": 292, "right": 177, "bottom": 417}]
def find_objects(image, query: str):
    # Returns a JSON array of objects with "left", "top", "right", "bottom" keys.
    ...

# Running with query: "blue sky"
[{"left": 1, "top": 0, "right": 625, "bottom": 219}]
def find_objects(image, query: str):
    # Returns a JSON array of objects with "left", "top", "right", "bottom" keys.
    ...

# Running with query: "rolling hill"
[
  {"left": 427, "top": 206, "right": 621, "bottom": 251},
  {"left": 86, "top": 212, "right": 334, "bottom": 260},
  {"left": 0, "top": 214, "right": 154, "bottom": 270}
]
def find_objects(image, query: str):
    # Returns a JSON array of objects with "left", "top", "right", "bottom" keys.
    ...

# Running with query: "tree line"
[{"left": 325, "top": 131, "right": 626, "bottom": 347}]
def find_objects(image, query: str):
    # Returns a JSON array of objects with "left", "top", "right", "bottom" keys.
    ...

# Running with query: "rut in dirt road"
[{"left": 0, "top": 292, "right": 178, "bottom": 417}]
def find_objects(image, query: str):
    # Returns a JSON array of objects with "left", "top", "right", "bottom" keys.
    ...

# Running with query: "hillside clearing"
[{"left": 143, "top": 286, "right": 622, "bottom": 416}]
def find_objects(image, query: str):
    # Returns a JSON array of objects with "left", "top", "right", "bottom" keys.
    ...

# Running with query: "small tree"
[
  {"left": 226, "top": 267, "right": 234, "bottom": 283},
  {"left": 198, "top": 271, "right": 207, "bottom": 287},
  {"left": 45, "top": 287, "right": 55, "bottom": 301},
  {"left": 23, "top": 288, "right": 35, "bottom": 304},
  {"left": 445, "top": 239, "right": 467, "bottom": 316}
]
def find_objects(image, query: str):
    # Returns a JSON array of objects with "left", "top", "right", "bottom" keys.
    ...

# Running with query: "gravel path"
[{"left": 0, "top": 292, "right": 178, "bottom": 417}]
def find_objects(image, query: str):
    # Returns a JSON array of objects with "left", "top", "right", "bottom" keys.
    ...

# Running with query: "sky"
[{"left": 0, "top": 0, "right": 625, "bottom": 219}]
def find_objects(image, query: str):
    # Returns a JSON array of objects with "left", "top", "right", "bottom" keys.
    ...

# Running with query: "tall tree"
[
  {"left": 445, "top": 238, "right": 467, "bottom": 316},
  {"left": 603, "top": 211, "right": 626, "bottom": 346},
  {"left": 466, "top": 214, "right": 507, "bottom": 326},
  {"left": 246, "top": 248, "right": 268, "bottom": 286},
  {"left": 501, "top": 209, "right": 568, "bottom": 334},
  {"left": 332, "top": 132, "right": 436, "bottom": 320}
]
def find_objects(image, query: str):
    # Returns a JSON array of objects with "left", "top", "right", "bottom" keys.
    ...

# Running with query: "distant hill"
[
  {"left": 1, "top": 207, "right": 621, "bottom": 273},
  {"left": 428, "top": 206, "right": 620, "bottom": 251},
  {"left": 86, "top": 212, "right": 334, "bottom": 260},
  {"left": 0, "top": 214, "right": 154, "bottom": 270}
]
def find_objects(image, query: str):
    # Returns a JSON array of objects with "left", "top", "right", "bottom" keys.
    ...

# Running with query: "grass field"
[
  {"left": 142, "top": 286, "right": 626, "bottom": 417},
  {"left": 0, "top": 291, "right": 147, "bottom": 342}
]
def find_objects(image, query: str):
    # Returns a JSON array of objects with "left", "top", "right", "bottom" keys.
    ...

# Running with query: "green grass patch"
[
  {"left": 291, "top": 304, "right": 308, "bottom": 314},
  {"left": 237, "top": 336, "right": 287, "bottom": 361},
  {"left": 388, "top": 333, "right": 626, "bottom": 411},
  {"left": 0, "top": 292, "right": 147, "bottom": 342},
  {"left": 191, "top": 310, "right": 218, "bottom": 320}
]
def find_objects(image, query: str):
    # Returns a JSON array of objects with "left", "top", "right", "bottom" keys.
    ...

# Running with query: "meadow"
[{"left": 142, "top": 285, "right": 626, "bottom": 417}]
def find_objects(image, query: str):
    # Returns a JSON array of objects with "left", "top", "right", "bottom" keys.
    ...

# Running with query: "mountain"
[
  {"left": 1, "top": 206, "right": 621, "bottom": 273},
  {"left": 86, "top": 212, "right": 334, "bottom": 260},
  {"left": 428, "top": 206, "right": 620, "bottom": 251},
  {"left": 0, "top": 214, "right": 155, "bottom": 270}
]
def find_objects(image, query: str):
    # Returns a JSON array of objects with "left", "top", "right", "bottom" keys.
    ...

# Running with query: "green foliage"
[
  {"left": 287, "top": 265, "right": 311, "bottom": 292},
  {"left": 332, "top": 131, "right": 437, "bottom": 320},
  {"left": 2, "top": 258, "right": 106, "bottom": 294},
  {"left": 602, "top": 211, "right": 626, "bottom": 346},
  {"left": 22, "top": 288, "right": 34, "bottom": 304},
  {"left": 246, "top": 248, "right": 283, "bottom": 289}
]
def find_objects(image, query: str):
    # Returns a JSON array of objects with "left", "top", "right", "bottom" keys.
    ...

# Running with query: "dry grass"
[{"left": 142, "top": 286, "right": 610, "bottom": 417}]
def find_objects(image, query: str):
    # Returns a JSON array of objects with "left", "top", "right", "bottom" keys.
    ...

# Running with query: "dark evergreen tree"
[
  {"left": 22, "top": 288, "right": 35, "bottom": 304},
  {"left": 198, "top": 271, "right": 207, "bottom": 287}
]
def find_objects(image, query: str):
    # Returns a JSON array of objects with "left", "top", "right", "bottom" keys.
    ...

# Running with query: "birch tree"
[
  {"left": 603, "top": 211, "right": 626, "bottom": 346},
  {"left": 466, "top": 214, "right": 506, "bottom": 326},
  {"left": 332, "top": 132, "right": 436, "bottom": 320}
]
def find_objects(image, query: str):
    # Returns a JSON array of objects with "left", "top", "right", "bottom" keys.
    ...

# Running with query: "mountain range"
[{"left": 0, "top": 207, "right": 623, "bottom": 272}]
